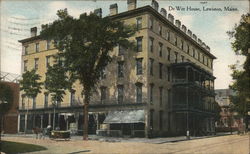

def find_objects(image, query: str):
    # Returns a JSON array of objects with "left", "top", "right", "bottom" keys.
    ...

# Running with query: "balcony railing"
[
  {"left": 18, "top": 101, "right": 147, "bottom": 111},
  {"left": 172, "top": 103, "right": 215, "bottom": 114}
]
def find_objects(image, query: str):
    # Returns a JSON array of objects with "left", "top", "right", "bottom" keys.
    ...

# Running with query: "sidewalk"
[{"left": 2, "top": 132, "right": 235, "bottom": 144}]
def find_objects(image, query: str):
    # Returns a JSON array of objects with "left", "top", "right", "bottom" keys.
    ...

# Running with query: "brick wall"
[{"left": 2, "top": 82, "right": 19, "bottom": 134}]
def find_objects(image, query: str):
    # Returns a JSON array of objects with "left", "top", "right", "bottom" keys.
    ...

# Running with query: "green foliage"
[
  {"left": 227, "top": 13, "right": 250, "bottom": 56},
  {"left": 19, "top": 69, "right": 43, "bottom": 99},
  {"left": 40, "top": 9, "right": 135, "bottom": 100},
  {"left": 0, "top": 82, "right": 13, "bottom": 115},
  {"left": 44, "top": 63, "right": 74, "bottom": 103},
  {"left": 228, "top": 13, "right": 250, "bottom": 117},
  {"left": 2, "top": 141, "right": 47, "bottom": 153},
  {"left": 214, "top": 101, "right": 222, "bottom": 122}
]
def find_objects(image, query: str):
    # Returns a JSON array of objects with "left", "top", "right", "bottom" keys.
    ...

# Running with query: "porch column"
[
  {"left": 40, "top": 115, "right": 43, "bottom": 128},
  {"left": 192, "top": 68, "right": 195, "bottom": 82},
  {"left": 18, "top": 114, "right": 20, "bottom": 133},
  {"left": 75, "top": 113, "right": 79, "bottom": 131},
  {"left": 185, "top": 66, "right": 189, "bottom": 82},
  {"left": 48, "top": 113, "right": 51, "bottom": 125},
  {"left": 186, "top": 86, "right": 190, "bottom": 139},
  {"left": 96, "top": 113, "right": 99, "bottom": 130},
  {"left": 24, "top": 114, "right": 27, "bottom": 133}
]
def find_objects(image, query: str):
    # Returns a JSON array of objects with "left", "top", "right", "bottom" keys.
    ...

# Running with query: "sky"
[{"left": 0, "top": 0, "right": 249, "bottom": 89}]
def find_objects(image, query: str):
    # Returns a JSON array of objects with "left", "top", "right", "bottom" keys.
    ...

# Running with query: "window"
[
  {"left": 159, "top": 111, "right": 163, "bottom": 130},
  {"left": 187, "top": 45, "right": 190, "bottom": 54},
  {"left": 100, "top": 87, "right": 106, "bottom": 103},
  {"left": 149, "top": 37, "right": 154, "bottom": 52},
  {"left": 150, "top": 83, "right": 154, "bottom": 103},
  {"left": 159, "top": 43, "right": 163, "bottom": 57},
  {"left": 21, "top": 96, "right": 25, "bottom": 109},
  {"left": 193, "top": 48, "right": 195, "bottom": 57},
  {"left": 181, "top": 40, "right": 184, "bottom": 50},
  {"left": 46, "top": 40, "right": 50, "bottom": 50},
  {"left": 35, "top": 43, "right": 39, "bottom": 52},
  {"left": 136, "top": 58, "right": 143, "bottom": 75},
  {"left": 117, "top": 85, "right": 124, "bottom": 104},
  {"left": 167, "top": 47, "right": 171, "bottom": 61},
  {"left": 34, "top": 58, "right": 39, "bottom": 70},
  {"left": 149, "top": 58, "right": 154, "bottom": 76},
  {"left": 167, "top": 67, "right": 171, "bottom": 81},
  {"left": 166, "top": 31, "right": 170, "bottom": 41},
  {"left": 159, "top": 63, "right": 163, "bottom": 79},
  {"left": 24, "top": 60, "right": 28, "bottom": 72},
  {"left": 118, "top": 44, "right": 126, "bottom": 56},
  {"left": 117, "top": 61, "right": 124, "bottom": 77},
  {"left": 181, "top": 55, "right": 184, "bottom": 62},
  {"left": 159, "top": 25, "right": 162, "bottom": 35},
  {"left": 198, "top": 52, "right": 200, "bottom": 61},
  {"left": 136, "top": 83, "right": 142, "bottom": 103},
  {"left": 70, "top": 91, "right": 75, "bottom": 105},
  {"left": 149, "top": 17, "right": 153, "bottom": 30},
  {"left": 136, "top": 17, "right": 142, "bottom": 30},
  {"left": 202, "top": 55, "right": 205, "bottom": 64},
  {"left": 44, "top": 93, "right": 48, "bottom": 108},
  {"left": 46, "top": 56, "right": 50, "bottom": 68},
  {"left": 175, "top": 52, "right": 178, "bottom": 63},
  {"left": 136, "top": 37, "right": 143, "bottom": 52},
  {"left": 159, "top": 87, "right": 163, "bottom": 106},
  {"left": 24, "top": 46, "right": 28, "bottom": 55},
  {"left": 32, "top": 97, "right": 36, "bottom": 109},
  {"left": 175, "top": 36, "right": 177, "bottom": 46}
]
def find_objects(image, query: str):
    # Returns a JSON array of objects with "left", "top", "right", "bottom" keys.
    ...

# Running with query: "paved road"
[{"left": 2, "top": 134, "right": 249, "bottom": 154}]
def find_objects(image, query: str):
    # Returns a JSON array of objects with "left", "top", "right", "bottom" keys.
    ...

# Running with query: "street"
[{"left": 2, "top": 134, "right": 249, "bottom": 154}]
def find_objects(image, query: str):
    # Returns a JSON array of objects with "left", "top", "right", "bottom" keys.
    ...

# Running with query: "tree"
[
  {"left": 19, "top": 69, "right": 43, "bottom": 132},
  {"left": 44, "top": 63, "right": 73, "bottom": 130},
  {"left": 228, "top": 13, "right": 250, "bottom": 131},
  {"left": 0, "top": 82, "right": 13, "bottom": 151},
  {"left": 40, "top": 9, "right": 135, "bottom": 140}
]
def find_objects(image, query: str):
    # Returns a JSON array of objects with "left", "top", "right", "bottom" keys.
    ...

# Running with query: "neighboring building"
[
  {"left": 215, "top": 89, "right": 244, "bottom": 132},
  {"left": 1, "top": 81, "right": 19, "bottom": 134},
  {"left": 18, "top": 0, "right": 216, "bottom": 137}
]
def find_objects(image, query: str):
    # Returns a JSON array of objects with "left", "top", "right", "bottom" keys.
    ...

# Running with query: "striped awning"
[{"left": 103, "top": 110, "right": 145, "bottom": 124}]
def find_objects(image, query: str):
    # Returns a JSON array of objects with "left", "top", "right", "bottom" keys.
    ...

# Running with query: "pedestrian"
[{"left": 47, "top": 125, "right": 52, "bottom": 138}]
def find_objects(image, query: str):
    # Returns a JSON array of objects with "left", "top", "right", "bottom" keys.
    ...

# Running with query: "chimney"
[
  {"left": 192, "top": 34, "right": 197, "bottom": 41},
  {"left": 175, "top": 20, "right": 181, "bottom": 28},
  {"left": 30, "top": 27, "right": 37, "bottom": 37},
  {"left": 94, "top": 8, "right": 102, "bottom": 17},
  {"left": 127, "top": 0, "right": 137, "bottom": 11},
  {"left": 198, "top": 38, "right": 202, "bottom": 45},
  {"left": 187, "top": 29, "right": 192, "bottom": 37},
  {"left": 110, "top": 3, "right": 118, "bottom": 16},
  {"left": 160, "top": 8, "right": 167, "bottom": 17},
  {"left": 168, "top": 14, "right": 174, "bottom": 23},
  {"left": 181, "top": 25, "right": 187, "bottom": 33},
  {"left": 202, "top": 42, "right": 206, "bottom": 48},
  {"left": 206, "top": 45, "right": 210, "bottom": 52},
  {"left": 151, "top": 0, "right": 159, "bottom": 11}
]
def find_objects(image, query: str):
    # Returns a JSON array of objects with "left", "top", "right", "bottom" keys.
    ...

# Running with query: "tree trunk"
[
  {"left": 25, "top": 98, "right": 30, "bottom": 133},
  {"left": 83, "top": 90, "right": 90, "bottom": 140}
]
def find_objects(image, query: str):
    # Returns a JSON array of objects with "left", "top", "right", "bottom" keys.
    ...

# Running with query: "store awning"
[{"left": 103, "top": 110, "right": 145, "bottom": 124}]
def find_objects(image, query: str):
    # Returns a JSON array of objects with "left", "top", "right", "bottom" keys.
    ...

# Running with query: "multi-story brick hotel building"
[{"left": 18, "top": 0, "right": 216, "bottom": 137}]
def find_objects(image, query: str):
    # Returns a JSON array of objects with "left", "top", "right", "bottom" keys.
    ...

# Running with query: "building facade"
[
  {"left": 215, "top": 89, "right": 244, "bottom": 132},
  {"left": 18, "top": 0, "right": 216, "bottom": 137}
]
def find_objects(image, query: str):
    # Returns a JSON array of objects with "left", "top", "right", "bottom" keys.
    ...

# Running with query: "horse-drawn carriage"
[{"left": 32, "top": 127, "right": 70, "bottom": 140}]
